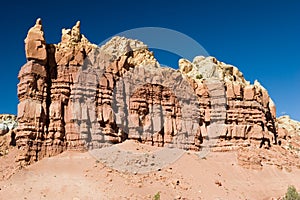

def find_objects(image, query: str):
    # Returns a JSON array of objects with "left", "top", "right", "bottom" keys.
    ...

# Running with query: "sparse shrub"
[
  {"left": 196, "top": 74, "right": 203, "bottom": 79},
  {"left": 283, "top": 185, "right": 300, "bottom": 200},
  {"left": 153, "top": 192, "right": 160, "bottom": 200}
]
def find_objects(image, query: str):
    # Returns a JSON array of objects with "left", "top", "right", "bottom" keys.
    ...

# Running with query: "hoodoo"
[{"left": 14, "top": 19, "right": 300, "bottom": 170}]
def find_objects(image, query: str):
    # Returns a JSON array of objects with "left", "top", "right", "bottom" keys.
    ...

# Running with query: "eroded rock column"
[{"left": 16, "top": 19, "right": 48, "bottom": 164}]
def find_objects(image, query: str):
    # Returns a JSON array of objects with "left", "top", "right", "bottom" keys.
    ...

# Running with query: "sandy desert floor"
[{"left": 0, "top": 140, "right": 299, "bottom": 200}]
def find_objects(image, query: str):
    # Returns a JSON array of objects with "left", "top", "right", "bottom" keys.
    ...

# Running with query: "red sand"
[{"left": 0, "top": 141, "right": 299, "bottom": 199}]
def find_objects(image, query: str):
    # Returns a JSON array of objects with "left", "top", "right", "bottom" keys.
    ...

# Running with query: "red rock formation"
[
  {"left": 16, "top": 19, "right": 164, "bottom": 164},
  {"left": 179, "top": 56, "right": 278, "bottom": 151},
  {"left": 114, "top": 67, "right": 200, "bottom": 150},
  {"left": 16, "top": 19, "right": 98, "bottom": 164},
  {"left": 16, "top": 59, "right": 48, "bottom": 163},
  {"left": 16, "top": 19, "right": 298, "bottom": 168}
]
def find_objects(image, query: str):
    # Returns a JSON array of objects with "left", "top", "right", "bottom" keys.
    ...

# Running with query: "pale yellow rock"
[
  {"left": 178, "top": 56, "right": 250, "bottom": 86},
  {"left": 100, "top": 36, "right": 158, "bottom": 67},
  {"left": 178, "top": 58, "right": 193, "bottom": 74},
  {"left": 277, "top": 115, "right": 300, "bottom": 136}
]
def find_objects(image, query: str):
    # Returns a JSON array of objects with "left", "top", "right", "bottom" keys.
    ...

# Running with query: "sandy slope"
[{"left": 0, "top": 140, "right": 299, "bottom": 200}]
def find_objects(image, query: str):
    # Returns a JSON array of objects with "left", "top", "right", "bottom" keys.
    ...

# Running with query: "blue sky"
[{"left": 0, "top": 0, "right": 299, "bottom": 120}]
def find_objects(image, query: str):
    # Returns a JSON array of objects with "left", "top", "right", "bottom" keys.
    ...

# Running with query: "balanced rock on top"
[{"left": 24, "top": 18, "right": 47, "bottom": 65}]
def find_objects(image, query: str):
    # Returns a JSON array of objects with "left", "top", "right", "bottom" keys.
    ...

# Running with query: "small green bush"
[
  {"left": 196, "top": 74, "right": 203, "bottom": 79},
  {"left": 153, "top": 192, "right": 160, "bottom": 200},
  {"left": 283, "top": 185, "right": 300, "bottom": 200}
]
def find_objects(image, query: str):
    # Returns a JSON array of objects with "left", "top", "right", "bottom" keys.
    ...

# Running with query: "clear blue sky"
[{"left": 0, "top": 0, "right": 299, "bottom": 120}]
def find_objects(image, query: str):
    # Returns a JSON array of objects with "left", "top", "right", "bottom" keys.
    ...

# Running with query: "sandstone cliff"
[{"left": 15, "top": 19, "right": 300, "bottom": 169}]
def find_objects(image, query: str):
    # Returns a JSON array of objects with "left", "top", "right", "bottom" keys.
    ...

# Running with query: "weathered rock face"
[
  {"left": 15, "top": 19, "right": 298, "bottom": 167},
  {"left": 113, "top": 66, "right": 200, "bottom": 150},
  {"left": 179, "top": 57, "right": 277, "bottom": 150},
  {"left": 16, "top": 20, "right": 163, "bottom": 164},
  {"left": 16, "top": 60, "right": 48, "bottom": 163}
]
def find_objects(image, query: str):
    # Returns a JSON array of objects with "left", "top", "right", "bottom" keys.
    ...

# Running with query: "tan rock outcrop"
[
  {"left": 24, "top": 18, "right": 47, "bottom": 65},
  {"left": 179, "top": 56, "right": 249, "bottom": 85},
  {"left": 277, "top": 115, "right": 300, "bottom": 151},
  {"left": 277, "top": 115, "right": 300, "bottom": 135}
]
